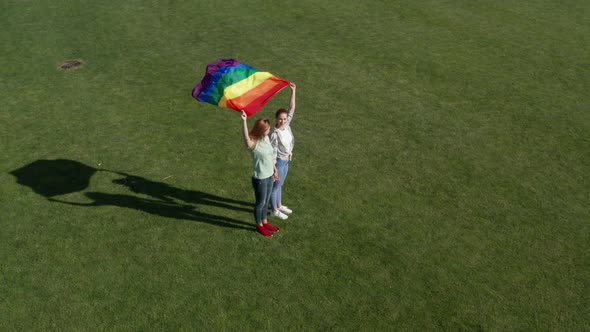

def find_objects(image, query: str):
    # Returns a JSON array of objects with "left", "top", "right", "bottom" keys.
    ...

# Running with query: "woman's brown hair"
[
  {"left": 275, "top": 108, "right": 289, "bottom": 119},
  {"left": 249, "top": 118, "right": 270, "bottom": 140}
]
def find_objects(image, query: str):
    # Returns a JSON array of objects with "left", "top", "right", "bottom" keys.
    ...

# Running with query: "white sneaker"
[
  {"left": 270, "top": 210, "right": 289, "bottom": 220},
  {"left": 279, "top": 205, "right": 292, "bottom": 214}
]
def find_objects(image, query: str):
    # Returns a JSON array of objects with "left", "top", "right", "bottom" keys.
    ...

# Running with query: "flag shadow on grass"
[{"left": 10, "top": 159, "right": 254, "bottom": 231}]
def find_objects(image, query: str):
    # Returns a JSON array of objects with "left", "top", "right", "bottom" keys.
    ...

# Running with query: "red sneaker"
[
  {"left": 256, "top": 225, "right": 273, "bottom": 237},
  {"left": 263, "top": 223, "right": 280, "bottom": 233}
]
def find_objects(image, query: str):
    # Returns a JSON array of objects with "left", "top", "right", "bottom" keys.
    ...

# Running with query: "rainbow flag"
[{"left": 192, "top": 59, "right": 290, "bottom": 117}]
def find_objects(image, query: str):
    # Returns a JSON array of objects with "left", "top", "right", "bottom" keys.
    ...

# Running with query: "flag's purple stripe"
[
  {"left": 192, "top": 59, "right": 241, "bottom": 101},
  {"left": 197, "top": 64, "right": 256, "bottom": 104}
]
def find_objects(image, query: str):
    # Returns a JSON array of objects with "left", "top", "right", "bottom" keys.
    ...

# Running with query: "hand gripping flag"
[{"left": 192, "top": 59, "right": 290, "bottom": 117}]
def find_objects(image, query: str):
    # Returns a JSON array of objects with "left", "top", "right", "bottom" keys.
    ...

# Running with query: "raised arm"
[
  {"left": 287, "top": 83, "right": 296, "bottom": 114},
  {"left": 241, "top": 110, "right": 254, "bottom": 149}
]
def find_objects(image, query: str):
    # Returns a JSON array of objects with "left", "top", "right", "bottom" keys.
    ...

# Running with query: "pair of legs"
[
  {"left": 252, "top": 176, "right": 279, "bottom": 236},
  {"left": 270, "top": 159, "right": 289, "bottom": 212}
]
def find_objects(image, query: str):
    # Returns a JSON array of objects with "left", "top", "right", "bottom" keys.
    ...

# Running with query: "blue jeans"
[
  {"left": 271, "top": 159, "right": 289, "bottom": 210},
  {"left": 252, "top": 176, "right": 273, "bottom": 225}
]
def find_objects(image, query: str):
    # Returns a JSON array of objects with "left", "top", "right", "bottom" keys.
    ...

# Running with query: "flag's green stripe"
[{"left": 207, "top": 66, "right": 258, "bottom": 105}]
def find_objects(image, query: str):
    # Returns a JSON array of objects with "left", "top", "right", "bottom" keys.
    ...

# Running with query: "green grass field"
[{"left": 1, "top": 0, "right": 589, "bottom": 330}]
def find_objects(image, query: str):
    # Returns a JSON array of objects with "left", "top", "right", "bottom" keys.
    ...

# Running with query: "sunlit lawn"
[{"left": 1, "top": 0, "right": 588, "bottom": 329}]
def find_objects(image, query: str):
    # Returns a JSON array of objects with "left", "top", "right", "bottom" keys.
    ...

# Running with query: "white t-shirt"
[{"left": 270, "top": 112, "right": 295, "bottom": 160}]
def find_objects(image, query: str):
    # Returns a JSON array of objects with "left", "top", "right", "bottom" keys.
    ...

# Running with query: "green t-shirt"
[{"left": 251, "top": 136, "right": 274, "bottom": 179}]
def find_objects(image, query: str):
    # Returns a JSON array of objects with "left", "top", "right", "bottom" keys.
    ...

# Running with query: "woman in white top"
[{"left": 270, "top": 83, "right": 296, "bottom": 219}]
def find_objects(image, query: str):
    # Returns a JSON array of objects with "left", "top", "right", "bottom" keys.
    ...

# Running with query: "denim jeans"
[
  {"left": 252, "top": 176, "right": 273, "bottom": 225},
  {"left": 271, "top": 158, "right": 289, "bottom": 210}
]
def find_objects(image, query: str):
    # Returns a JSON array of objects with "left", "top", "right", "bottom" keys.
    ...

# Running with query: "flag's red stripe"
[{"left": 226, "top": 77, "right": 289, "bottom": 116}]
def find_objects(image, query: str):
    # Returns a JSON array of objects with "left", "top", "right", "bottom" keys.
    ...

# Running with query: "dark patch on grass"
[{"left": 59, "top": 59, "right": 84, "bottom": 70}]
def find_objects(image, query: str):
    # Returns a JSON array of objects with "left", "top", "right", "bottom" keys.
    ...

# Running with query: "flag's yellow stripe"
[
  {"left": 221, "top": 72, "right": 274, "bottom": 101},
  {"left": 225, "top": 77, "right": 284, "bottom": 111}
]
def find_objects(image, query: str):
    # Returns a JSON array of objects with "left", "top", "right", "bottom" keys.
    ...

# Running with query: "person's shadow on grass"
[
  {"left": 10, "top": 159, "right": 253, "bottom": 231},
  {"left": 49, "top": 192, "right": 251, "bottom": 230},
  {"left": 109, "top": 171, "right": 252, "bottom": 213}
]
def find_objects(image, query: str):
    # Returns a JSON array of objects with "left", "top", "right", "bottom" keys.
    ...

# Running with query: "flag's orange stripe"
[
  {"left": 225, "top": 77, "right": 283, "bottom": 111},
  {"left": 242, "top": 82, "right": 289, "bottom": 116},
  {"left": 227, "top": 78, "right": 289, "bottom": 116}
]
